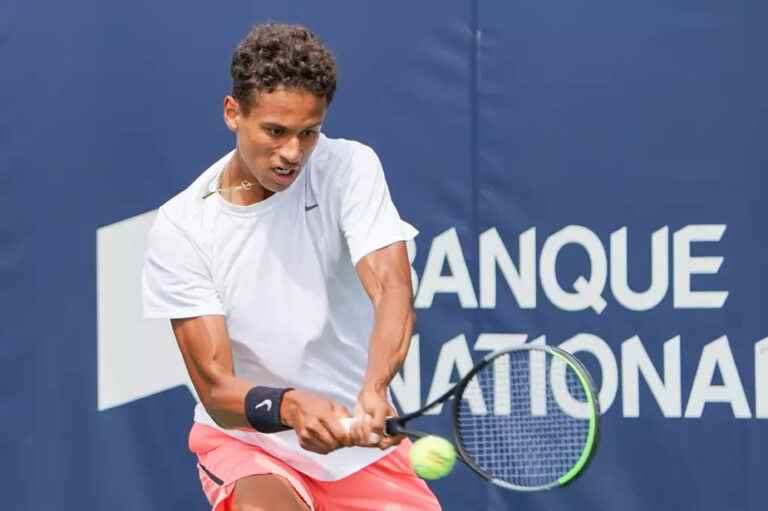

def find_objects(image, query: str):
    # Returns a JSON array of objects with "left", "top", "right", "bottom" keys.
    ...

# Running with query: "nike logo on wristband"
[
  {"left": 305, "top": 204, "right": 319, "bottom": 211},
  {"left": 254, "top": 399, "right": 272, "bottom": 412}
]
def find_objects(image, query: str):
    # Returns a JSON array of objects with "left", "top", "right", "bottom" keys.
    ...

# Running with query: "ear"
[{"left": 223, "top": 96, "right": 240, "bottom": 132}]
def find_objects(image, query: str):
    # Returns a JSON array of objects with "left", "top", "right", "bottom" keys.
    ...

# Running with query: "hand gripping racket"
[{"left": 342, "top": 344, "right": 600, "bottom": 491}]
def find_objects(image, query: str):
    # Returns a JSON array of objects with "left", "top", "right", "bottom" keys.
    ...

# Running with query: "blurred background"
[{"left": 2, "top": 1, "right": 766, "bottom": 509}]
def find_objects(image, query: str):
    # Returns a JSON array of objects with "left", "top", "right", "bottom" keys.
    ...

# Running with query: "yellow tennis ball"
[{"left": 409, "top": 435, "right": 456, "bottom": 480}]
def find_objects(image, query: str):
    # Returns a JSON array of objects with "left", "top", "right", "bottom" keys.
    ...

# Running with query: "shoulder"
[
  {"left": 308, "top": 134, "right": 383, "bottom": 198},
  {"left": 311, "top": 133, "right": 378, "bottom": 167},
  {"left": 157, "top": 150, "right": 232, "bottom": 235}
]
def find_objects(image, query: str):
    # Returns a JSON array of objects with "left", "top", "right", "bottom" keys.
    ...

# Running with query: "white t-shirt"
[{"left": 142, "top": 134, "right": 418, "bottom": 480}]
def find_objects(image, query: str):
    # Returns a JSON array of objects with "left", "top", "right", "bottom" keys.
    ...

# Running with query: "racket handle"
[
  {"left": 340, "top": 416, "right": 404, "bottom": 443},
  {"left": 339, "top": 417, "right": 381, "bottom": 444}
]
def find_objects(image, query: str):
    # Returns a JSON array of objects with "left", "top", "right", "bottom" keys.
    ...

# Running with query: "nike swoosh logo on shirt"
[
  {"left": 305, "top": 204, "right": 319, "bottom": 211},
  {"left": 254, "top": 399, "right": 272, "bottom": 412}
]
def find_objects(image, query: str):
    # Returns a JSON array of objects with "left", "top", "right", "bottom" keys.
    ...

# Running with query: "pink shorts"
[{"left": 189, "top": 423, "right": 442, "bottom": 511}]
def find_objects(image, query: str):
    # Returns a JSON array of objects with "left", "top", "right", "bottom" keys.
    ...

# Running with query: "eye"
[
  {"left": 301, "top": 129, "right": 319, "bottom": 138},
  {"left": 266, "top": 127, "right": 285, "bottom": 137}
]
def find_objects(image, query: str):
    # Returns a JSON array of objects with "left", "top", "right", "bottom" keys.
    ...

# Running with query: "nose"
[{"left": 278, "top": 136, "right": 301, "bottom": 165}]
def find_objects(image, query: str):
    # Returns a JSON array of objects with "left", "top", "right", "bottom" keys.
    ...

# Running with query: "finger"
[
  {"left": 300, "top": 431, "right": 335, "bottom": 454},
  {"left": 338, "top": 418, "right": 359, "bottom": 447},
  {"left": 346, "top": 414, "right": 380, "bottom": 446},
  {"left": 362, "top": 414, "right": 384, "bottom": 445},
  {"left": 304, "top": 417, "right": 342, "bottom": 452},
  {"left": 334, "top": 404, "right": 353, "bottom": 420},
  {"left": 378, "top": 433, "right": 404, "bottom": 450},
  {"left": 304, "top": 440, "right": 331, "bottom": 455},
  {"left": 298, "top": 433, "right": 333, "bottom": 455},
  {"left": 346, "top": 414, "right": 370, "bottom": 446},
  {"left": 369, "top": 404, "right": 388, "bottom": 436},
  {"left": 342, "top": 417, "right": 358, "bottom": 445},
  {"left": 334, "top": 407, "right": 356, "bottom": 447},
  {"left": 350, "top": 416, "right": 368, "bottom": 446},
  {"left": 321, "top": 414, "right": 352, "bottom": 448},
  {"left": 371, "top": 403, "right": 387, "bottom": 424}
]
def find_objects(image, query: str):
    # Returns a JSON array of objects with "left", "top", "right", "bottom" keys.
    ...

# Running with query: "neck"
[{"left": 221, "top": 150, "right": 273, "bottom": 205}]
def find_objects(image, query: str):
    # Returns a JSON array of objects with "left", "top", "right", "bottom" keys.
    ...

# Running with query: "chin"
[
  {"left": 266, "top": 180, "right": 292, "bottom": 193},
  {"left": 265, "top": 170, "right": 301, "bottom": 192}
]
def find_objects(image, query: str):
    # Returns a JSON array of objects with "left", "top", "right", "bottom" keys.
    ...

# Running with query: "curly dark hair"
[{"left": 230, "top": 23, "right": 337, "bottom": 112}]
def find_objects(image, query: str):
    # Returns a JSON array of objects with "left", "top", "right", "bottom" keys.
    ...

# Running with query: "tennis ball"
[{"left": 409, "top": 435, "right": 456, "bottom": 480}]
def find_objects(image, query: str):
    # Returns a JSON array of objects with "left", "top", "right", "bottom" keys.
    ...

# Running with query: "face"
[{"left": 223, "top": 88, "right": 327, "bottom": 195}]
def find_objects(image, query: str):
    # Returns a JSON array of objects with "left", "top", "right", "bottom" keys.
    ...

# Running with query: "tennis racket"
[{"left": 342, "top": 344, "right": 600, "bottom": 491}]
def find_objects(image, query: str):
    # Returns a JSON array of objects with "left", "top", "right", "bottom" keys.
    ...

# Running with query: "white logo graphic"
[
  {"left": 254, "top": 399, "right": 273, "bottom": 412},
  {"left": 97, "top": 209, "right": 197, "bottom": 411}
]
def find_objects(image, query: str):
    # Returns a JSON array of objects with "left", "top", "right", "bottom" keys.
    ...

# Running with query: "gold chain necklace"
[{"left": 203, "top": 170, "right": 257, "bottom": 199}]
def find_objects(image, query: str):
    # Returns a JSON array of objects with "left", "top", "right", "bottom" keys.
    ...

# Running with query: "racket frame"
[
  {"left": 451, "top": 344, "right": 600, "bottom": 491},
  {"left": 386, "top": 344, "right": 600, "bottom": 491}
]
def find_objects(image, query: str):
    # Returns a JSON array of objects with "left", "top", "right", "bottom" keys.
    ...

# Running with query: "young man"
[{"left": 142, "top": 24, "right": 441, "bottom": 510}]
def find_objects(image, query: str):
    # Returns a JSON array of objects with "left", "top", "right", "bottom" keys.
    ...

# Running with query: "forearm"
[
  {"left": 172, "top": 316, "right": 347, "bottom": 441},
  {"left": 362, "top": 285, "right": 416, "bottom": 393},
  {"left": 200, "top": 373, "right": 256, "bottom": 429},
  {"left": 172, "top": 316, "right": 285, "bottom": 431},
  {"left": 205, "top": 376, "right": 307, "bottom": 433}
]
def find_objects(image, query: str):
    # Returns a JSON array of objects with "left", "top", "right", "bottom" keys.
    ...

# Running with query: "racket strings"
[{"left": 456, "top": 352, "right": 592, "bottom": 489}]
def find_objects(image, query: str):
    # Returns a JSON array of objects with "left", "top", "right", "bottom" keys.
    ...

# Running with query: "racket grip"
[{"left": 339, "top": 417, "right": 381, "bottom": 444}]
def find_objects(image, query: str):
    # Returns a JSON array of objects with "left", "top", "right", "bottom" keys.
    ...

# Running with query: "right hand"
[{"left": 280, "top": 389, "right": 354, "bottom": 454}]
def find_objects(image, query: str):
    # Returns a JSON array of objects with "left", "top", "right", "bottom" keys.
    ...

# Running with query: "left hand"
[{"left": 350, "top": 387, "right": 402, "bottom": 450}]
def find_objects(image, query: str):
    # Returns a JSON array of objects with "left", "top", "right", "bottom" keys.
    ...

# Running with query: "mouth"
[
  {"left": 273, "top": 166, "right": 295, "bottom": 175},
  {"left": 271, "top": 166, "right": 298, "bottom": 184}
]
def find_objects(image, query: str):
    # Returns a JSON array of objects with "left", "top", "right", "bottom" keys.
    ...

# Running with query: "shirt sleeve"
[
  {"left": 142, "top": 209, "right": 225, "bottom": 319},
  {"left": 340, "top": 145, "right": 419, "bottom": 265}
]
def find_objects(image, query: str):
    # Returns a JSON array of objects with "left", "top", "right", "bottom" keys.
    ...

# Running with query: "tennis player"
[{"left": 142, "top": 23, "right": 441, "bottom": 510}]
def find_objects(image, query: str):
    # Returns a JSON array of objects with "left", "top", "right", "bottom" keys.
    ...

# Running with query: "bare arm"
[
  {"left": 353, "top": 241, "right": 416, "bottom": 445},
  {"left": 171, "top": 315, "right": 352, "bottom": 453},
  {"left": 171, "top": 315, "right": 253, "bottom": 429}
]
